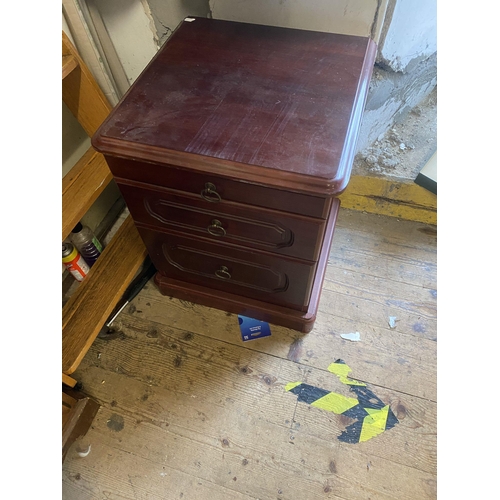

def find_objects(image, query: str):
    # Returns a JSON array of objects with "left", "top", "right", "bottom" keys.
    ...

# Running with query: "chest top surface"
[{"left": 92, "top": 17, "right": 376, "bottom": 196}]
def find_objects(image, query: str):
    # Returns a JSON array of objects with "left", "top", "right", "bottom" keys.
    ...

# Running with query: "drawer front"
[
  {"left": 137, "top": 225, "right": 317, "bottom": 310},
  {"left": 105, "top": 156, "right": 330, "bottom": 219},
  {"left": 117, "top": 181, "right": 325, "bottom": 262}
]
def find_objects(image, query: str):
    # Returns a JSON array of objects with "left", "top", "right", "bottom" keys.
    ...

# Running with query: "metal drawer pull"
[
  {"left": 201, "top": 182, "right": 221, "bottom": 202},
  {"left": 207, "top": 219, "right": 226, "bottom": 237},
  {"left": 215, "top": 265, "right": 231, "bottom": 280}
]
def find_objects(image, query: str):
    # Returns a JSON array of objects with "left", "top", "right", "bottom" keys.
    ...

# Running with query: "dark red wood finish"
[
  {"left": 91, "top": 18, "right": 376, "bottom": 332},
  {"left": 153, "top": 196, "right": 340, "bottom": 333},
  {"left": 136, "top": 224, "right": 317, "bottom": 310},
  {"left": 116, "top": 181, "right": 326, "bottom": 261},
  {"left": 107, "top": 157, "right": 331, "bottom": 219},
  {"left": 93, "top": 17, "right": 377, "bottom": 197}
]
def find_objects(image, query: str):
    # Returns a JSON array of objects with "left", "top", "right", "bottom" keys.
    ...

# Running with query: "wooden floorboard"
[{"left": 62, "top": 208, "right": 437, "bottom": 499}]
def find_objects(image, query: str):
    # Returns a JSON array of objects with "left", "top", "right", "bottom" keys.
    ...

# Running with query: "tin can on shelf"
[{"left": 62, "top": 242, "right": 90, "bottom": 282}]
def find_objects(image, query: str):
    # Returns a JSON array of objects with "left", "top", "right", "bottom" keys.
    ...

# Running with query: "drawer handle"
[
  {"left": 215, "top": 265, "right": 231, "bottom": 280},
  {"left": 207, "top": 219, "right": 226, "bottom": 237},
  {"left": 201, "top": 182, "right": 221, "bottom": 203}
]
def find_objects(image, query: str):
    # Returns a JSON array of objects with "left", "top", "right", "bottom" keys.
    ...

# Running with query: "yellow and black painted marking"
[
  {"left": 338, "top": 175, "right": 437, "bottom": 225},
  {"left": 285, "top": 360, "right": 398, "bottom": 443}
]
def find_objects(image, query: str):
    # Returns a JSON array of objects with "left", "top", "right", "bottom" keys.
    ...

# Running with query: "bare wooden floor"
[{"left": 62, "top": 208, "right": 437, "bottom": 500}]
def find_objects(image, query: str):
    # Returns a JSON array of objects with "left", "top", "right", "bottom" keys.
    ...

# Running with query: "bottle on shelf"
[
  {"left": 63, "top": 242, "right": 90, "bottom": 282},
  {"left": 70, "top": 222, "right": 103, "bottom": 267}
]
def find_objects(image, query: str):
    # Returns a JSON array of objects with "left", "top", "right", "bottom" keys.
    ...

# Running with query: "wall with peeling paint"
[{"left": 146, "top": 0, "right": 210, "bottom": 46}]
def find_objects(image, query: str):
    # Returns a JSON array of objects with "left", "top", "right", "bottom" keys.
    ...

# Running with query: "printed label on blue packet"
[{"left": 238, "top": 315, "right": 272, "bottom": 341}]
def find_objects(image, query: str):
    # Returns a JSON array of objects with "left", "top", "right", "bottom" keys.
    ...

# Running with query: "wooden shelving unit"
[
  {"left": 62, "top": 53, "right": 78, "bottom": 80},
  {"left": 62, "top": 147, "right": 113, "bottom": 242},
  {"left": 62, "top": 31, "right": 147, "bottom": 459},
  {"left": 62, "top": 30, "right": 147, "bottom": 376}
]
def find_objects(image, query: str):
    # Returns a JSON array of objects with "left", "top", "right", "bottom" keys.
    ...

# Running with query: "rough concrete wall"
[
  {"left": 209, "top": 0, "right": 378, "bottom": 37},
  {"left": 356, "top": 52, "right": 437, "bottom": 152},
  {"left": 356, "top": 0, "right": 437, "bottom": 150},
  {"left": 377, "top": 0, "right": 437, "bottom": 73}
]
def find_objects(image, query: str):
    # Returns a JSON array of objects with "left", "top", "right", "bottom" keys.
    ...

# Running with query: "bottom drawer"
[{"left": 137, "top": 225, "right": 317, "bottom": 311}]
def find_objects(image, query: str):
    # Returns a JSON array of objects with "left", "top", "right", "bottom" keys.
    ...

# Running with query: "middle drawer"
[{"left": 117, "top": 181, "right": 325, "bottom": 262}]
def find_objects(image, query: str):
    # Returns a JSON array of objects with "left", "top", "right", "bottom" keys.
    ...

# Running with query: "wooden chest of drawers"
[{"left": 92, "top": 17, "right": 376, "bottom": 332}]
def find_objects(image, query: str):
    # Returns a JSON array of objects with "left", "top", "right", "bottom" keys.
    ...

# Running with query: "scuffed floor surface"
[{"left": 62, "top": 208, "right": 437, "bottom": 499}]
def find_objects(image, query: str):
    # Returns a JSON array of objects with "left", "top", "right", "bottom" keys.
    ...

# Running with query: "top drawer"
[{"left": 104, "top": 156, "right": 330, "bottom": 219}]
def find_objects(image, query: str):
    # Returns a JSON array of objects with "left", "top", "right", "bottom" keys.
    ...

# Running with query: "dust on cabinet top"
[{"left": 92, "top": 17, "right": 376, "bottom": 196}]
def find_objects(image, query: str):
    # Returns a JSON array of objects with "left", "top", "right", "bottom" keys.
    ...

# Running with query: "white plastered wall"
[
  {"left": 91, "top": 0, "right": 158, "bottom": 84},
  {"left": 209, "top": 0, "right": 379, "bottom": 38},
  {"left": 379, "top": 0, "right": 437, "bottom": 72}
]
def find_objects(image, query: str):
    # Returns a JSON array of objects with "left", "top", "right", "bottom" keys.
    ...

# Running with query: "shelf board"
[
  {"left": 62, "top": 54, "right": 78, "bottom": 79},
  {"left": 62, "top": 147, "right": 113, "bottom": 241},
  {"left": 62, "top": 32, "right": 112, "bottom": 137},
  {"left": 62, "top": 215, "right": 148, "bottom": 374},
  {"left": 62, "top": 373, "right": 77, "bottom": 388},
  {"left": 62, "top": 388, "right": 100, "bottom": 462}
]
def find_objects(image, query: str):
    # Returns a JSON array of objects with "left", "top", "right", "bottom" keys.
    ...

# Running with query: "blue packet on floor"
[{"left": 238, "top": 315, "right": 272, "bottom": 341}]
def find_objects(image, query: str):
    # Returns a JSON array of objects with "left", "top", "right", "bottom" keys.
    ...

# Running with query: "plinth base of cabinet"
[{"left": 154, "top": 272, "right": 318, "bottom": 333}]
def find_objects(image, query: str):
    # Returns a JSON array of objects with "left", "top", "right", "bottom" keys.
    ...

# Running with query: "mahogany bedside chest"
[{"left": 92, "top": 17, "right": 377, "bottom": 333}]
